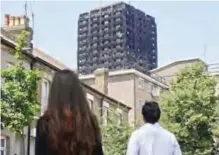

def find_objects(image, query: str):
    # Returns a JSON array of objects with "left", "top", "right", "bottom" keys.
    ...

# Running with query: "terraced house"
[
  {"left": 0, "top": 14, "right": 130, "bottom": 155},
  {"left": 80, "top": 69, "right": 169, "bottom": 125}
]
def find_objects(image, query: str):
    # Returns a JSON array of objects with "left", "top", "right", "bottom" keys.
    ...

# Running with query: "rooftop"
[
  {"left": 149, "top": 58, "right": 204, "bottom": 73},
  {"left": 79, "top": 1, "right": 154, "bottom": 20},
  {"left": 80, "top": 69, "right": 169, "bottom": 88},
  {"left": 33, "top": 48, "right": 70, "bottom": 70}
]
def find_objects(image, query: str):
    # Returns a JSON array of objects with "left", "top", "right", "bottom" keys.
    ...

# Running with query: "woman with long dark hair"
[{"left": 35, "top": 70, "right": 104, "bottom": 155}]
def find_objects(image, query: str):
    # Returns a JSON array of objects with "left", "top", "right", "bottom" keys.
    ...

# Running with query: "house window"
[
  {"left": 215, "top": 84, "right": 219, "bottom": 96},
  {"left": 103, "top": 107, "right": 109, "bottom": 125},
  {"left": 148, "top": 82, "right": 153, "bottom": 92},
  {"left": 150, "top": 85, "right": 161, "bottom": 97},
  {"left": 0, "top": 78, "right": 2, "bottom": 89},
  {"left": 138, "top": 77, "right": 144, "bottom": 90},
  {"left": 88, "top": 99, "right": 93, "bottom": 110},
  {"left": 117, "top": 108, "right": 122, "bottom": 125},
  {"left": 104, "top": 14, "right": 109, "bottom": 18},
  {"left": 0, "top": 136, "right": 7, "bottom": 155},
  {"left": 0, "top": 123, "right": 4, "bottom": 130},
  {"left": 41, "top": 79, "right": 50, "bottom": 115},
  {"left": 118, "top": 113, "right": 122, "bottom": 125},
  {"left": 103, "top": 102, "right": 109, "bottom": 125},
  {"left": 138, "top": 99, "right": 145, "bottom": 110},
  {"left": 116, "top": 32, "right": 122, "bottom": 38}
]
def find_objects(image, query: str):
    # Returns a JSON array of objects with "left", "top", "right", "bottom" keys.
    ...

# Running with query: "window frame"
[
  {"left": 150, "top": 85, "right": 161, "bottom": 97},
  {"left": 116, "top": 108, "right": 123, "bottom": 125},
  {"left": 0, "top": 135, "right": 7, "bottom": 155},
  {"left": 215, "top": 83, "right": 219, "bottom": 96},
  {"left": 138, "top": 99, "right": 145, "bottom": 110},
  {"left": 0, "top": 77, "right": 2, "bottom": 89},
  {"left": 118, "top": 113, "right": 122, "bottom": 125},
  {"left": 41, "top": 78, "right": 50, "bottom": 115},
  {"left": 103, "top": 102, "right": 109, "bottom": 125},
  {"left": 88, "top": 99, "right": 93, "bottom": 110},
  {"left": 138, "top": 77, "right": 145, "bottom": 90}
]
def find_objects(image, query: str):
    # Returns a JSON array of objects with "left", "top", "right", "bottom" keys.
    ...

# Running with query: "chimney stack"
[
  {"left": 4, "top": 14, "right": 30, "bottom": 28},
  {"left": 94, "top": 68, "right": 109, "bottom": 95},
  {"left": 3, "top": 14, "right": 33, "bottom": 48}
]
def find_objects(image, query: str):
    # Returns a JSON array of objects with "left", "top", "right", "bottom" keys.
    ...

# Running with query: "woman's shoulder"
[
  {"left": 36, "top": 116, "right": 48, "bottom": 132},
  {"left": 37, "top": 116, "right": 46, "bottom": 125}
]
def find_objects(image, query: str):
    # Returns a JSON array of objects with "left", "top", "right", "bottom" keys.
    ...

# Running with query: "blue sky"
[{"left": 1, "top": 1, "right": 219, "bottom": 69}]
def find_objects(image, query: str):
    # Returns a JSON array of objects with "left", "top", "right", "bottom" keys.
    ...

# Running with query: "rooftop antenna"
[
  {"left": 99, "top": 0, "right": 102, "bottom": 8},
  {"left": 24, "top": 1, "right": 27, "bottom": 16},
  {"left": 203, "top": 44, "right": 207, "bottom": 63},
  {"left": 31, "top": 3, "right": 35, "bottom": 36}
]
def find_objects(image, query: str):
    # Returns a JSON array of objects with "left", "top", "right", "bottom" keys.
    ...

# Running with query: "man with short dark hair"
[{"left": 126, "top": 101, "right": 182, "bottom": 155}]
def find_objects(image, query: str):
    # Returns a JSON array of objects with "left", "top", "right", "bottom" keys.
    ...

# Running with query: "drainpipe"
[
  {"left": 27, "top": 58, "right": 35, "bottom": 155},
  {"left": 100, "top": 96, "right": 105, "bottom": 118},
  {"left": 26, "top": 37, "right": 35, "bottom": 155},
  {"left": 27, "top": 121, "right": 31, "bottom": 155}
]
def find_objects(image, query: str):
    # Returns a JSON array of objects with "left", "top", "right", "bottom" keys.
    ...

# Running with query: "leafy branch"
[{"left": 0, "top": 30, "right": 41, "bottom": 134}]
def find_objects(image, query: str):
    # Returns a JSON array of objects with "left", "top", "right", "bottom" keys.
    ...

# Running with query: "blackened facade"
[{"left": 77, "top": 2, "right": 157, "bottom": 75}]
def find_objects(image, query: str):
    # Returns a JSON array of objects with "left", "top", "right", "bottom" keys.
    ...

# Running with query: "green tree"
[
  {"left": 212, "top": 102, "right": 219, "bottom": 154},
  {"left": 101, "top": 109, "right": 134, "bottom": 155},
  {"left": 1, "top": 31, "right": 41, "bottom": 134},
  {"left": 160, "top": 62, "right": 219, "bottom": 155}
]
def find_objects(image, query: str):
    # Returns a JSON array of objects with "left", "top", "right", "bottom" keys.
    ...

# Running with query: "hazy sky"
[{"left": 1, "top": 0, "right": 219, "bottom": 69}]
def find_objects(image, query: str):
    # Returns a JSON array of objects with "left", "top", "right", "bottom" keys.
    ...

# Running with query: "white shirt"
[{"left": 126, "top": 123, "right": 182, "bottom": 155}]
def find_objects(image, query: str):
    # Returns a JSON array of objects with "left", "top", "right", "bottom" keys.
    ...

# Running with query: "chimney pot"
[
  {"left": 18, "top": 17, "right": 21, "bottom": 25},
  {"left": 20, "top": 16, "right": 25, "bottom": 25},
  {"left": 20, "top": 15, "right": 29, "bottom": 26},
  {"left": 4, "top": 14, "right": 10, "bottom": 26},
  {"left": 9, "top": 16, "right": 15, "bottom": 26},
  {"left": 14, "top": 16, "right": 20, "bottom": 26}
]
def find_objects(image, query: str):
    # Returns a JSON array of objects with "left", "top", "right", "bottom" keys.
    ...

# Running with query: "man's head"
[{"left": 142, "top": 101, "right": 161, "bottom": 124}]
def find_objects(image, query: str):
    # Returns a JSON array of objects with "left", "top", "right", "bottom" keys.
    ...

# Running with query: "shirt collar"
[
  {"left": 154, "top": 122, "right": 161, "bottom": 127},
  {"left": 143, "top": 122, "right": 161, "bottom": 128}
]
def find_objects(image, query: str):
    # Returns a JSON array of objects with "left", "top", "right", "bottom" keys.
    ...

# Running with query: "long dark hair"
[{"left": 43, "top": 69, "right": 100, "bottom": 155}]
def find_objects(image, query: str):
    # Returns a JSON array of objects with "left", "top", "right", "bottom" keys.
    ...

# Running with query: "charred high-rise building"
[{"left": 77, "top": 2, "right": 157, "bottom": 75}]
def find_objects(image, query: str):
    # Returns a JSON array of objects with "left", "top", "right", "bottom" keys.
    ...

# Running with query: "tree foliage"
[
  {"left": 212, "top": 102, "right": 219, "bottom": 154},
  {"left": 160, "top": 62, "right": 219, "bottom": 155},
  {"left": 101, "top": 109, "right": 134, "bottom": 155},
  {"left": 0, "top": 31, "right": 41, "bottom": 134}
]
